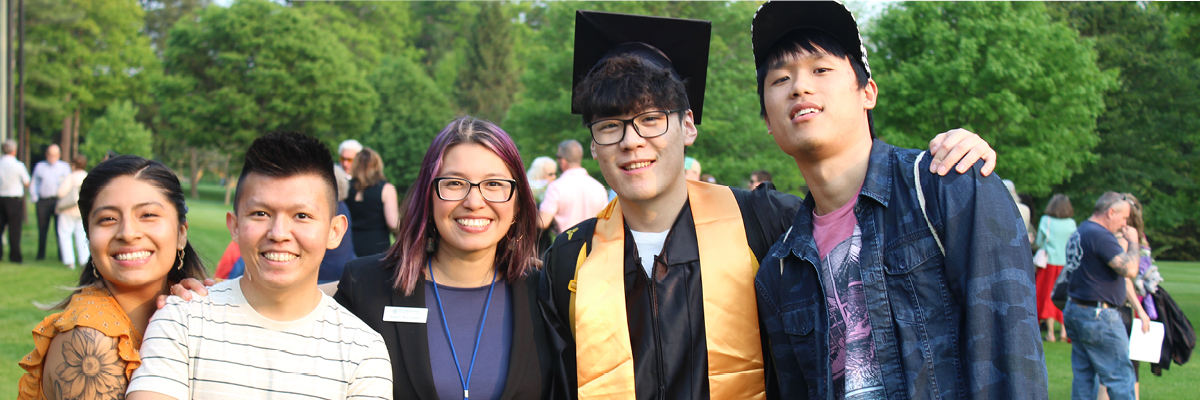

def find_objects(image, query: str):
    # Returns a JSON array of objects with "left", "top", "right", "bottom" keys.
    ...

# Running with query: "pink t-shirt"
[
  {"left": 813, "top": 187, "right": 885, "bottom": 399},
  {"left": 814, "top": 188, "right": 862, "bottom": 260},
  {"left": 539, "top": 167, "right": 609, "bottom": 232}
]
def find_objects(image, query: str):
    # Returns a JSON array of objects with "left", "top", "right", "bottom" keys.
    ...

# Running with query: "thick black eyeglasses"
[
  {"left": 586, "top": 109, "right": 684, "bottom": 145},
  {"left": 433, "top": 177, "right": 517, "bottom": 202}
]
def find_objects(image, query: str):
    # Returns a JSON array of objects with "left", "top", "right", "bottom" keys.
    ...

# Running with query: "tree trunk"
[
  {"left": 189, "top": 147, "right": 200, "bottom": 199},
  {"left": 71, "top": 108, "right": 80, "bottom": 161},
  {"left": 20, "top": 124, "right": 28, "bottom": 168},
  {"left": 16, "top": 0, "right": 24, "bottom": 165},
  {"left": 61, "top": 94, "right": 72, "bottom": 161}
]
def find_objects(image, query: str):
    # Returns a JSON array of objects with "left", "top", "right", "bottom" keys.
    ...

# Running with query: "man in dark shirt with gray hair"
[{"left": 1063, "top": 191, "right": 1144, "bottom": 400}]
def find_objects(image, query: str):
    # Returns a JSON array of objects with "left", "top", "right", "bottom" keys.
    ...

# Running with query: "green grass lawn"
[{"left": 2, "top": 201, "right": 1197, "bottom": 397}]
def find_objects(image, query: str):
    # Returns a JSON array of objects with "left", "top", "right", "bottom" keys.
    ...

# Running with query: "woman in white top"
[{"left": 55, "top": 155, "right": 89, "bottom": 269}]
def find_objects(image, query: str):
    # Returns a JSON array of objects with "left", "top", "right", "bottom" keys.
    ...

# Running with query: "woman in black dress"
[{"left": 345, "top": 147, "right": 399, "bottom": 256}]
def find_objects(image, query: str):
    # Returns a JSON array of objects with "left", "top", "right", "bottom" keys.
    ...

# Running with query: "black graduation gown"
[{"left": 539, "top": 185, "right": 800, "bottom": 400}]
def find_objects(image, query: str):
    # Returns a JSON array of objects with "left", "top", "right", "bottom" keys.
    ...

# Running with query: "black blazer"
[{"left": 334, "top": 253, "right": 553, "bottom": 400}]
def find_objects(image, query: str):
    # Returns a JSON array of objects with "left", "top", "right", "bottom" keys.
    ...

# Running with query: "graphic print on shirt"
[
  {"left": 821, "top": 225, "right": 885, "bottom": 400},
  {"left": 1064, "top": 231, "right": 1083, "bottom": 274}
]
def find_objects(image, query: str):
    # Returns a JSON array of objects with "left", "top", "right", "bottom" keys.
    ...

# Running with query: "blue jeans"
[{"left": 1063, "top": 301, "right": 1136, "bottom": 400}]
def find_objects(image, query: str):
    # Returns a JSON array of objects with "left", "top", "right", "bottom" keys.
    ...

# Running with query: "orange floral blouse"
[{"left": 17, "top": 286, "right": 142, "bottom": 400}]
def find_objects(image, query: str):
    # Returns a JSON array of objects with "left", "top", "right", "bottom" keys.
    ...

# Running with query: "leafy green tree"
[
  {"left": 81, "top": 100, "right": 154, "bottom": 162},
  {"left": 23, "top": 0, "right": 160, "bottom": 160},
  {"left": 141, "top": 0, "right": 210, "bottom": 58},
  {"left": 456, "top": 2, "right": 520, "bottom": 124},
  {"left": 155, "top": 0, "right": 378, "bottom": 196},
  {"left": 1160, "top": 2, "right": 1200, "bottom": 59},
  {"left": 296, "top": 1, "right": 422, "bottom": 74},
  {"left": 410, "top": 2, "right": 479, "bottom": 91},
  {"left": 870, "top": 1, "right": 1116, "bottom": 196},
  {"left": 364, "top": 55, "right": 457, "bottom": 192},
  {"left": 1047, "top": 2, "right": 1200, "bottom": 260}
]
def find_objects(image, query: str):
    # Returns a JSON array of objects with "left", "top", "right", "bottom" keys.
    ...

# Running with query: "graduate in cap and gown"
[{"left": 537, "top": 9, "right": 998, "bottom": 400}]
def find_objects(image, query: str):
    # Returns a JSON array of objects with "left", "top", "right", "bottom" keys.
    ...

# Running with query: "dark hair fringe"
[
  {"left": 50, "top": 155, "right": 208, "bottom": 310},
  {"left": 234, "top": 131, "right": 338, "bottom": 213},
  {"left": 573, "top": 54, "right": 690, "bottom": 125}
]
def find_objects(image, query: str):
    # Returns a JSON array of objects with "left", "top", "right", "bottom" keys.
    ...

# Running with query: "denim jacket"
[{"left": 754, "top": 140, "right": 1048, "bottom": 399}]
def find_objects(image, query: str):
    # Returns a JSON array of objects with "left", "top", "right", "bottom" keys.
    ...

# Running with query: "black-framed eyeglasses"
[
  {"left": 586, "top": 109, "right": 684, "bottom": 145},
  {"left": 433, "top": 177, "right": 517, "bottom": 202}
]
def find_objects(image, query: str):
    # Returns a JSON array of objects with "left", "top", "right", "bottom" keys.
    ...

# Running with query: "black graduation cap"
[
  {"left": 571, "top": 10, "right": 712, "bottom": 125},
  {"left": 752, "top": 1, "right": 871, "bottom": 78}
]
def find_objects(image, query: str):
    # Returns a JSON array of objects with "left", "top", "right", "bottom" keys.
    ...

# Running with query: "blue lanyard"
[{"left": 429, "top": 258, "right": 497, "bottom": 400}]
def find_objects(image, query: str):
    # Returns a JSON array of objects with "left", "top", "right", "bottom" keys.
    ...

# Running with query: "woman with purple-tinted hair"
[{"left": 333, "top": 116, "right": 552, "bottom": 400}]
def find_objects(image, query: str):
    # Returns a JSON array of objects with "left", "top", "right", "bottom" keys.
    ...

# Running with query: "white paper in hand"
[{"left": 1129, "top": 319, "right": 1165, "bottom": 363}]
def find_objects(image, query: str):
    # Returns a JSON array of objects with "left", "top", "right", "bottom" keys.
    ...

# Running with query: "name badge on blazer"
[{"left": 383, "top": 306, "right": 428, "bottom": 323}]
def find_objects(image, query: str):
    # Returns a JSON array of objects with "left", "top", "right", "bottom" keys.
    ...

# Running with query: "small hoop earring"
[
  {"left": 91, "top": 261, "right": 100, "bottom": 280},
  {"left": 176, "top": 249, "right": 185, "bottom": 271}
]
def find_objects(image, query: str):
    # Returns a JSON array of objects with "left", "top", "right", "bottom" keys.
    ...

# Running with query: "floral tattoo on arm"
[{"left": 51, "top": 328, "right": 127, "bottom": 400}]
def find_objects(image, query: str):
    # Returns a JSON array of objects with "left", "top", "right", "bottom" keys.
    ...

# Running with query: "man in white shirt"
[
  {"left": 538, "top": 139, "right": 609, "bottom": 235},
  {"left": 30, "top": 144, "right": 71, "bottom": 261},
  {"left": 0, "top": 139, "right": 30, "bottom": 263},
  {"left": 128, "top": 132, "right": 392, "bottom": 400}
]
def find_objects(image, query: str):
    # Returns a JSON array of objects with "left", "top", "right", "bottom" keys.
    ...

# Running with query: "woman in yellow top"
[{"left": 18, "top": 156, "right": 207, "bottom": 400}]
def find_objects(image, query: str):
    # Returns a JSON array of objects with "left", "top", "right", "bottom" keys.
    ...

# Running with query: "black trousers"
[
  {"left": 0, "top": 196, "right": 25, "bottom": 263},
  {"left": 35, "top": 197, "right": 59, "bottom": 260}
]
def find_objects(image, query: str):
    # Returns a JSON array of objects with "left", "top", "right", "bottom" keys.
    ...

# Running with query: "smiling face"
[
  {"left": 761, "top": 49, "right": 876, "bottom": 158},
  {"left": 87, "top": 176, "right": 187, "bottom": 293},
  {"left": 432, "top": 143, "right": 517, "bottom": 260},
  {"left": 228, "top": 172, "right": 346, "bottom": 291},
  {"left": 590, "top": 109, "right": 697, "bottom": 204}
]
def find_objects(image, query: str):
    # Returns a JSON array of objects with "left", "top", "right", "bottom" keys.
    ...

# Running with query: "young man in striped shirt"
[{"left": 128, "top": 132, "right": 392, "bottom": 400}]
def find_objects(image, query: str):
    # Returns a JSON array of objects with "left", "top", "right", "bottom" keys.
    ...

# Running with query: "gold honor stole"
[{"left": 570, "top": 180, "right": 765, "bottom": 399}]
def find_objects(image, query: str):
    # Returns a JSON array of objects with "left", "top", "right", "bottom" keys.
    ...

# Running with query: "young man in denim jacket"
[{"left": 751, "top": 2, "right": 1049, "bottom": 399}]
